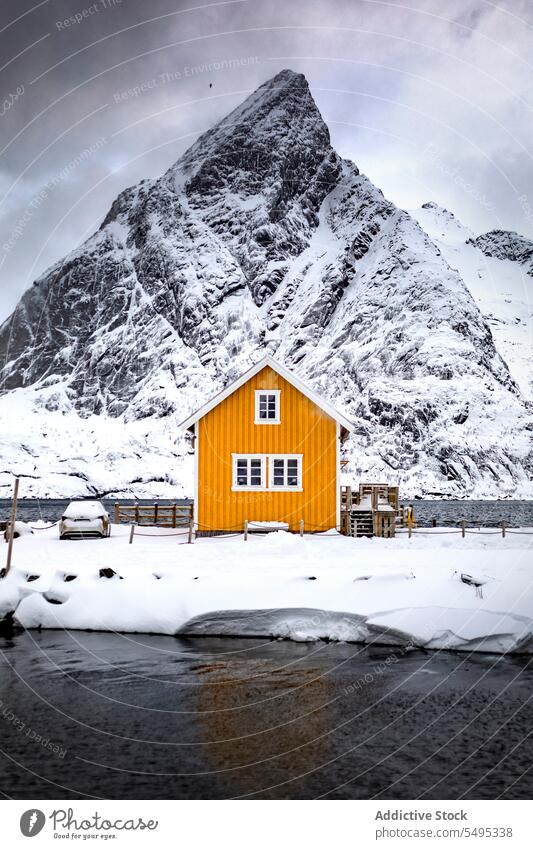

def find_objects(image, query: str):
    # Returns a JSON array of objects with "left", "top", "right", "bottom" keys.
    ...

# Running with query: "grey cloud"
[{"left": 0, "top": 0, "right": 532, "bottom": 322}]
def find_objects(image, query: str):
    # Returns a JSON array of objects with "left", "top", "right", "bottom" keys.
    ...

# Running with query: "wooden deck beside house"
[{"left": 341, "top": 483, "right": 400, "bottom": 538}]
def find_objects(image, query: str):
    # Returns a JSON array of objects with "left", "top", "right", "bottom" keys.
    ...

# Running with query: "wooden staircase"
[{"left": 340, "top": 483, "right": 399, "bottom": 538}]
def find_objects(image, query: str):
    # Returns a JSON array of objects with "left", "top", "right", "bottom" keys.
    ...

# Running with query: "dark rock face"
[
  {"left": 468, "top": 230, "right": 533, "bottom": 273},
  {"left": 181, "top": 70, "right": 342, "bottom": 307},
  {"left": 0, "top": 610, "right": 17, "bottom": 636},
  {"left": 0, "top": 69, "right": 531, "bottom": 494}
]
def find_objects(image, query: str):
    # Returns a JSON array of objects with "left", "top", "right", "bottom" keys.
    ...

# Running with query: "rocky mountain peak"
[
  {"left": 178, "top": 69, "right": 332, "bottom": 178},
  {"left": 169, "top": 69, "right": 344, "bottom": 306},
  {"left": 412, "top": 202, "right": 473, "bottom": 243},
  {"left": 177, "top": 67, "right": 341, "bottom": 209}
]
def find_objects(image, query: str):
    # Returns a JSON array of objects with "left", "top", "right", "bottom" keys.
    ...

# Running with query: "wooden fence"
[{"left": 114, "top": 502, "right": 193, "bottom": 528}]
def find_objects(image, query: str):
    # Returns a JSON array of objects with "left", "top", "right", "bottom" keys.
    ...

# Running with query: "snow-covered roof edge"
[{"left": 179, "top": 356, "right": 353, "bottom": 433}]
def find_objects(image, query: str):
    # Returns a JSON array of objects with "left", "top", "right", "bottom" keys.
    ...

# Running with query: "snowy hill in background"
[
  {"left": 411, "top": 203, "right": 533, "bottom": 401},
  {"left": 0, "top": 70, "right": 531, "bottom": 499}
]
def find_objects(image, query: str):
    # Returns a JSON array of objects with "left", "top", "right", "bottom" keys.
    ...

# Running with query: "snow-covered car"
[{"left": 59, "top": 501, "right": 110, "bottom": 540}]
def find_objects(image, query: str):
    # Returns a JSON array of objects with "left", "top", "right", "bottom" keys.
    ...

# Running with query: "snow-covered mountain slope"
[
  {"left": 0, "top": 382, "right": 193, "bottom": 500},
  {"left": 412, "top": 203, "right": 533, "bottom": 401},
  {"left": 0, "top": 70, "right": 531, "bottom": 499}
]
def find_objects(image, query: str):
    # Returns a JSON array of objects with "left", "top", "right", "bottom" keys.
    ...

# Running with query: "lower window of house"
[
  {"left": 235, "top": 457, "right": 264, "bottom": 487},
  {"left": 271, "top": 457, "right": 300, "bottom": 488},
  {"left": 232, "top": 454, "right": 301, "bottom": 490}
]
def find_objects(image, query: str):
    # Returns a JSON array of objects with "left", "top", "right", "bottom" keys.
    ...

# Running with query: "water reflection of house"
[{"left": 192, "top": 649, "right": 333, "bottom": 797}]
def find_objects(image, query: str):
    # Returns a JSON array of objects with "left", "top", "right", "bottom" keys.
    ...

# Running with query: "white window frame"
[
  {"left": 231, "top": 454, "right": 267, "bottom": 491},
  {"left": 254, "top": 389, "right": 281, "bottom": 425},
  {"left": 268, "top": 454, "right": 303, "bottom": 492}
]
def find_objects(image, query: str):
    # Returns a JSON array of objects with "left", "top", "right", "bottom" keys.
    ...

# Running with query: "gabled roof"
[{"left": 179, "top": 356, "right": 353, "bottom": 433}]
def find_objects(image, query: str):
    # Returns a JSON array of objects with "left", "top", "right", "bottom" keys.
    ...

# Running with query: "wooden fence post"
[
  {"left": 432, "top": 518, "right": 436, "bottom": 527},
  {"left": 5, "top": 478, "right": 20, "bottom": 576},
  {"left": 502, "top": 520, "right": 506, "bottom": 538},
  {"left": 135, "top": 504, "right": 139, "bottom": 524},
  {"left": 244, "top": 520, "right": 248, "bottom": 541},
  {"left": 188, "top": 518, "right": 193, "bottom": 544},
  {"left": 114, "top": 502, "right": 119, "bottom": 525},
  {"left": 461, "top": 520, "right": 465, "bottom": 538},
  {"left": 172, "top": 505, "right": 177, "bottom": 528},
  {"left": 408, "top": 522, "right": 412, "bottom": 539},
  {"left": 128, "top": 524, "right": 135, "bottom": 545},
  {"left": 154, "top": 504, "right": 158, "bottom": 526},
  {"left": 300, "top": 519, "right": 304, "bottom": 538}
]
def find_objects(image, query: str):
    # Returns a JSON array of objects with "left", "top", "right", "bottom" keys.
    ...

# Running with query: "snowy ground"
[{"left": 1, "top": 524, "right": 532, "bottom": 655}]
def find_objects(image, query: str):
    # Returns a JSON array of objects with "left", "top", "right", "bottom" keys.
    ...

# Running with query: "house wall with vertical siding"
[{"left": 197, "top": 366, "right": 338, "bottom": 532}]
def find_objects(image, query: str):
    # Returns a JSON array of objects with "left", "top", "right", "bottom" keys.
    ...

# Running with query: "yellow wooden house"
[{"left": 180, "top": 357, "right": 352, "bottom": 535}]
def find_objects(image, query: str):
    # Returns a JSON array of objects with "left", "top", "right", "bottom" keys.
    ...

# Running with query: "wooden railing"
[{"left": 114, "top": 502, "right": 193, "bottom": 527}]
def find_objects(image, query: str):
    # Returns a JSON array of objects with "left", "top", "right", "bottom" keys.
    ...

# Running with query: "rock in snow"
[{"left": 0, "top": 69, "right": 531, "bottom": 498}]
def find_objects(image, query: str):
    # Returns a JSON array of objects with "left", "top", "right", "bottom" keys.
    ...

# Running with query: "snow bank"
[
  {"left": 1, "top": 526, "right": 532, "bottom": 653},
  {"left": 0, "top": 571, "right": 25, "bottom": 622}
]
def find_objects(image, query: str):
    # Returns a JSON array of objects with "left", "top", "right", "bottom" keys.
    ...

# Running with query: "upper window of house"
[{"left": 254, "top": 390, "right": 280, "bottom": 424}]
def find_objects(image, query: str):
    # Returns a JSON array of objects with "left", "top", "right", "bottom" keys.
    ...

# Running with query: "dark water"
[
  {"left": 398, "top": 500, "right": 533, "bottom": 528},
  {"left": 1, "top": 498, "right": 532, "bottom": 527},
  {"left": 0, "top": 631, "right": 531, "bottom": 800},
  {"left": 0, "top": 498, "right": 190, "bottom": 525}
]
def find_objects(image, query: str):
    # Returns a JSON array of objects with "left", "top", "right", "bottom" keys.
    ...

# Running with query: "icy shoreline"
[{"left": 1, "top": 524, "right": 532, "bottom": 654}]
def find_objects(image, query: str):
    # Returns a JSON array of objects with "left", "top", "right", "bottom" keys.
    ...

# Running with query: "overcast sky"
[{"left": 0, "top": 0, "right": 532, "bottom": 322}]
